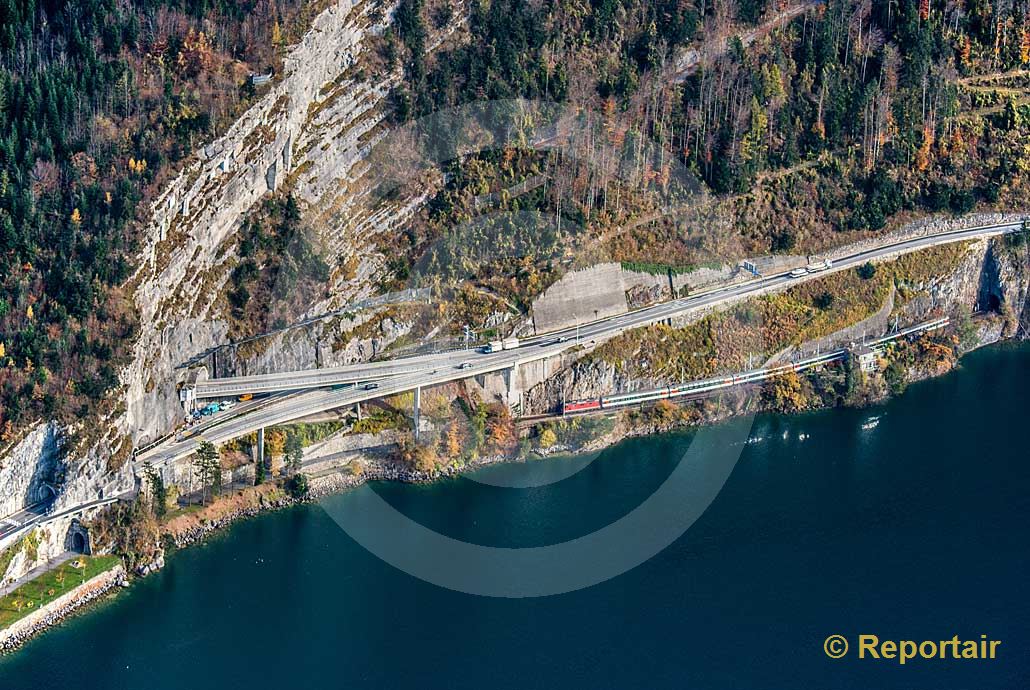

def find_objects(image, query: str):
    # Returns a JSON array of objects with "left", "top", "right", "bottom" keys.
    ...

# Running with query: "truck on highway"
[
  {"left": 485, "top": 337, "right": 520, "bottom": 352},
  {"left": 806, "top": 259, "right": 833, "bottom": 272}
]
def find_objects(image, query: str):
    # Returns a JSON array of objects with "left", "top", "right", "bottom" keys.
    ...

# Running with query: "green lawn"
[{"left": 0, "top": 555, "right": 121, "bottom": 631}]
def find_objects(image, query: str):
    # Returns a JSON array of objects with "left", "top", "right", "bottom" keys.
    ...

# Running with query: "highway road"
[
  {"left": 0, "top": 494, "right": 131, "bottom": 550},
  {"left": 140, "top": 219, "right": 1024, "bottom": 468},
  {"left": 196, "top": 220, "right": 1024, "bottom": 397},
  {"left": 0, "top": 501, "right": 51, "bottom": 542}
]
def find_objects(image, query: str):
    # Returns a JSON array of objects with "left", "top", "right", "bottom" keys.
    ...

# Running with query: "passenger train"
[{"left": 561, "top": 349, "right": 846, "bottom": 414}]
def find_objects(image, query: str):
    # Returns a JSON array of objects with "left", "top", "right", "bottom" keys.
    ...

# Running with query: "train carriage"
[
  {"left": 601, "top": 388, "right": 670, "bottom": 408},
  {"left": 562, "top": 399, "right": 602, "bottom": 414}
]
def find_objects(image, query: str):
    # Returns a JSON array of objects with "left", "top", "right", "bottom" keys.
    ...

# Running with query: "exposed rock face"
[
  {"left": 213, "top": 310, "right": 417, "bottom": 379},
  {"left": 895, "top": 239, "right": 990, "bottom": 323},
  {"left": 0, "top": 0, "right": 1025, "bottom": 543},
  {"left": 986, "top": 240, "right": 1030, "bottom": 339},
  {"left": 897, "top": 236, "right": 1030, "bottom": 345},
  {"left": 621, "top": 263, "right": 745, "bottom": 306},
  {"left": 1, "top": 513, "right": 99, "bottom": 584},
  {"left": 1, "top": 0, "right": 449, "bottom": 534},
  {"left": 0, "top": 424, "right": 62, "bottom": 517},
  {"left": 122, "top": 0, "right": 407, "bottom": 446},
  {"left": 0, "top": 425, "right": 124, "bottom": 582},
  {"left": 522, "top": 357, "right": 628, "bottom": 416}
]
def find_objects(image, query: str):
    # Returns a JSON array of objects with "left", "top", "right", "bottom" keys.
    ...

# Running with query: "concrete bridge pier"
[
  {"left": 413, "top": 387, "right": 422, "bottom": 441},
  {"left": 471, "top": 356, "right": 563, "bottom": 415},
  {"left": 257, "top": 427, "right": 265, "bottom": 469},
  {"left": 505, "top": 362, "right": 522, "bottom": 415}
]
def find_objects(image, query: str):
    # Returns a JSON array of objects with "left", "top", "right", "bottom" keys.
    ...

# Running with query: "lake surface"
[{"left": 2, "top": 343, "right": 1029, "bottom": 689}]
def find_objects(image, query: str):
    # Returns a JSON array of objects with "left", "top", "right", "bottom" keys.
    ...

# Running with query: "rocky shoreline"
[
  {"left": 155, "top": 335, "right": 997, "bottom": 553},
  {"left": 163, "top": 453, "right": 513, "bottom": 551},
  {"left": 163, "top": 491, "right": 298, "bottom": 549},
  {"left": 157, "top": 402, "right": 759, "bottom": 555},
  {"left": 0, "top": 565, "right": 127, "bottom": 654},
  {"left": 3, "top": 335, "right": 1025, "bottom": 656}
]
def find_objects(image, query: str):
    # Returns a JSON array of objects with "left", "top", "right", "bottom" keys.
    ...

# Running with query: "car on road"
[
  {"left": 457, "top": 362, "right": 472, "bottom": 369},
  {"left": 363, "top": 382, "right": 379, "bottom": 390},
  {"left": 238, "top": 393, "right": 253, "bottom": 402},
  {"left": 219, "top": 400, "right": 236, "bottom": 411}
]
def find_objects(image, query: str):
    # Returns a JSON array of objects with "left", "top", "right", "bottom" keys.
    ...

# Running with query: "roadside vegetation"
[
  {"left": 533, "top": 415, "right": 618, "bottom": 452},
  {"left": 591, "top": 243, "right": 973, "bottom": 382},
  {"left": 86, "top": 499, "right": 162, "bottom": 573},
  {"left": 132, "top": 419, "right": 346, "bottom": 539},
  {"left": 525, "top": 324, "right": 963, "bottom": 452},
  {"left": 389, "top": 390, "right": 518, "bottom": 472},
  {"left": 351, "top": 409, "right": 408, "bottom": 435}
]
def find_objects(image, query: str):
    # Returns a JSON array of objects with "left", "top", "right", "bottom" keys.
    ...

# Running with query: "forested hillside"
[
  {"left": 379, "top": 0, "right": 1029, "bottom": 311},
  {"left": 2, "top": 0, "right": 1029, "bottom": 443},
  {"left": 0, "top": 0, "right": 304, "bottom": 439}
]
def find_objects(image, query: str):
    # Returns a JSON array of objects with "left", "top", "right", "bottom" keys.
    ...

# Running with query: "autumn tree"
[
  {"left": 762, "top": 372, "right": 809, "bottom": 412},
  {"left": 485, "top": 405, "right": 516, "bottom": 453},
  {"left": 538, "top": 428, "right": 558, "bottom": 448},
  {"left": 443, "top": 421, "right": 463, "bottom": 459},
  {"left": 651, "top": 399, "right": 681, "bottom": 425},
  {"left": 398, "top": 440, "right": 439, "bottom": 473},
  {"left": 266, "top": 429, "right": 287, "bottom": 475}
]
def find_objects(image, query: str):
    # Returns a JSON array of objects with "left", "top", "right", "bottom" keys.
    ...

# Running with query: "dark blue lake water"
[{"left": 2, "top": 343, "right": 1028, "bottom": 689}]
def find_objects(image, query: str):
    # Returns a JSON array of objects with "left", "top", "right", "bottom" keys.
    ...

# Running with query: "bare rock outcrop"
[
  {"left": 1, "top": 0, "right": 456, "bottom": 530},
  {"left": 0, "top": 424, "right": 62, "bottom": 518}
]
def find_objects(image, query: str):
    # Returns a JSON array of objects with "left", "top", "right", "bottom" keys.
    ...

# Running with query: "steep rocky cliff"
[
  {"left": 0, "top": 424, "right": 61, "bottom": 518},
  {"left": 0, "top": 0, "right": 462, "bottom": 566},
  {"left": 122, "top": 0, "right": 405, "bottom": 447}
]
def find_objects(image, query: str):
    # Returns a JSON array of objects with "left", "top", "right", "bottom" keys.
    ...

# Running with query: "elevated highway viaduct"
[{"left": 141, "top": 219, "right": 1025, "bottom": 470}]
